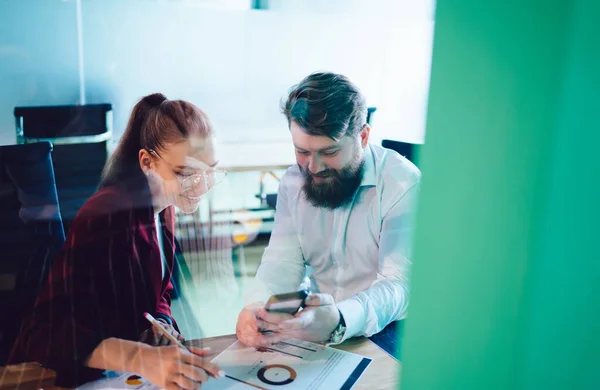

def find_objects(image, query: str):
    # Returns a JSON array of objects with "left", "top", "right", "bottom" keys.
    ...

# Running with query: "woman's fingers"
[
  {"left": 184, "top": 349, "right": 224, "bottom": 379},
  {"left": 171, "top": 373, "right": 203, "bottom": 390}
]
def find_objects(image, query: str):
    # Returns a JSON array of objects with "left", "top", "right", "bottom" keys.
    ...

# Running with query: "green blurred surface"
[{"left": 401, "top": 0, "right": 600, "bottom": 389}]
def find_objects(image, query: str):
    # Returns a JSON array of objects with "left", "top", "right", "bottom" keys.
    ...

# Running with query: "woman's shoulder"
[
  {"left": 68, "top": 185, "right": 142, "bottom": 237},
  {"left": 78, "top": 185, "right": 136, "bottom": 217}
]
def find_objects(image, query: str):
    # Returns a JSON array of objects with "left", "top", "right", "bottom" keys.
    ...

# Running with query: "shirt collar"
[{"left": 360, "top": 143, "right": 377, "bottom": 187}]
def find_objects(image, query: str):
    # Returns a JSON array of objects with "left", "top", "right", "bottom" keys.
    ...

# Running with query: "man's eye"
[
  {"left": 296, "top": 150, "right": 310, "bottom": 156},
  {"left": 322, "top": 150, "right": 339, "bottom": 157}
]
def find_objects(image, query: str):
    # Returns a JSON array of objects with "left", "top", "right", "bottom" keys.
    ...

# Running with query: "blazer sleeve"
[
  {"left": 14, "top": 204, "right": 136, "bottom": 387},
  {"left": 156, "top": 281, "right": 174, "bottom": 324}
]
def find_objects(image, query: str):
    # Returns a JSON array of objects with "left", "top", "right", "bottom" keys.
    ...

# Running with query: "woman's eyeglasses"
[{"left": 148, "top": 149, "right": 227, "bottom": 194}]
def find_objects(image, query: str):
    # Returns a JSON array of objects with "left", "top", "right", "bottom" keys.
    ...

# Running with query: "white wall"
[
  {"left": 268, "top": 0, "right": 436, "bottom": 144},
  {"left": 269, "top": 0, "right": 435, "bottom": 18},
  {"left": 0, "top": 0, "right": 434, "bottom": 147},
  {"left": 0, "top": 0, "right": 81, "bottom": 145}
]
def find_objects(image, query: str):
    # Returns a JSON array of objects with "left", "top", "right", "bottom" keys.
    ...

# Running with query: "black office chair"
[
  {"left": 0, "top": 142, "right": 65, "bottom": 364},
  {"left": 381, "top": 139, "right": 420, "bottom": 166},
  {"left": 15, "top": 104, "right": 112, "bottom": 232},
  {"left": 367, "top": 106, "right": 421, "bottom": 166},
  {"left": 366, "top": 107, "right": 377, "bottom": 126}
]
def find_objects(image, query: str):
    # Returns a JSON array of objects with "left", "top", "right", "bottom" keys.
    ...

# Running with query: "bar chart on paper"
[{"left": 201, "top": 339, "right": 372, "bottom": 390}]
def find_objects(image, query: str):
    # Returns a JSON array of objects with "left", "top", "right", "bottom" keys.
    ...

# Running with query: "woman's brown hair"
[{"left": 100, "top": 93, "right": 213, "bottom": 189}]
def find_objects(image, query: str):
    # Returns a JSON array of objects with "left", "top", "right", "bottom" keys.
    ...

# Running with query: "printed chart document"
[
  {"left": 201, "top": 339, "right": 371, "bottom": 390},
  {"left": 76, "top": 371, "right": 160, "bottom": 389},
  {"left": 75, "top": 339, "right": 371, "bottom": 390}
]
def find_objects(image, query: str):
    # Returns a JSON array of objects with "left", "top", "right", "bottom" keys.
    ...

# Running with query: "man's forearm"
[{"left": 337, "top": 279, "right": 409, "bottom": 341}]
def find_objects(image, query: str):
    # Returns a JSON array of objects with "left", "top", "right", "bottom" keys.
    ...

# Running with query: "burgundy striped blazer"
[{"left": 10, "top": 183, "right": 178, "bottom": 387}]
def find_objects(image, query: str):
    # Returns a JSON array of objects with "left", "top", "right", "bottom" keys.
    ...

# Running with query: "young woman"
[{"left": 11, "top": 93, "right": 226, "bottom": 389}]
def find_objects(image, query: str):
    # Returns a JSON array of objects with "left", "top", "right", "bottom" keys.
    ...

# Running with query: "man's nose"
[{"left": 308, "top": 155, "right": 326, "bottom": 175}]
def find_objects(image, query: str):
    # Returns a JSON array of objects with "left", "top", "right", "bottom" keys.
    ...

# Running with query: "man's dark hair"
[{"left": 282, "top": 72, "right": 367, "bottom": 141}]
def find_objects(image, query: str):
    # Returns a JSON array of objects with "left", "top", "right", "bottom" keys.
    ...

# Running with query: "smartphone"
[{"left": 264, "top": 290, "right": 309, "bottom": 315}]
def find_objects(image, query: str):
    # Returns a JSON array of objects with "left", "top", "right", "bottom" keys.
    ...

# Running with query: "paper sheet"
[
  {"left": 75, "top": 339, "right": 371, "bottom": 390},
  {"left": 200, "top": 339, "right": 371, "bottom": 390},
  {"left": 76, "top": 371, "right": 160, "bottom": 390}
]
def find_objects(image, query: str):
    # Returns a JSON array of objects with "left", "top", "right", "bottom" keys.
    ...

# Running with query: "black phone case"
[{"left": 265, "top": 290, "right": 309, "bottom": 314}]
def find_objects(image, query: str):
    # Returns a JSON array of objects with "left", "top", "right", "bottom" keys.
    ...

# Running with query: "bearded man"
[{"left": 236, "top": 72, "right": 421, "bottom": 348}]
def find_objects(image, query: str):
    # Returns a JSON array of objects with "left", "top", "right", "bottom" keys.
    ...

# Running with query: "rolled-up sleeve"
[{"left": 337, "top": 183, "right": 419, "bottom": 341}]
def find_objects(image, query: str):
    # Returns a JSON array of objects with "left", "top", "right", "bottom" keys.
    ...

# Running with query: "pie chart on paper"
[
  {"left": 125, "top": 375, "right": 143, "bottom": 386},
  {"left": 257, "top": 364, "right": 297, "bottom": 386}
]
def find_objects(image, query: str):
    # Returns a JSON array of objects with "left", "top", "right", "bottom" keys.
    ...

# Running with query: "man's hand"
[
  {"left": 236, "top": 302, "right": 290, "bottom": 347},
  {"left": 140, "top": 318, "right": 185, "bottom": 346},
  {"left": 261, "top": 293, "right": 340, "bottom": 343}
]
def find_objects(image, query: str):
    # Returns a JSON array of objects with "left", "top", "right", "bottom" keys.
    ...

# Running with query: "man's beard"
[{"left": 300, "top": 159, "right": 365, "bottom": 210}]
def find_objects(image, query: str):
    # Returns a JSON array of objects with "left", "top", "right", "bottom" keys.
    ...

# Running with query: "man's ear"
[
  {"left": 360, "top": 125, "right": 371, "bottom": 148},
  {"left": 139, "top": 149, "right": 153, "bottom": 174}
]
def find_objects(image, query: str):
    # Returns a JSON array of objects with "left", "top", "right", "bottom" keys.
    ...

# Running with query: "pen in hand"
[
  {"left": 143, "top": 312, "right": 187, "bottom": 348},
  {"left": 143, "top": 312, "right": 225, "bottom": 379}
]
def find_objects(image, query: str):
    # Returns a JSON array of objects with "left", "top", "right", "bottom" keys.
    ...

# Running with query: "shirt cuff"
[
  {"left": 337, "top": 297, "right": 366, "bottom": 342},
  {"left": 154, "top": 313, "right": 173, "bottom": 326}
]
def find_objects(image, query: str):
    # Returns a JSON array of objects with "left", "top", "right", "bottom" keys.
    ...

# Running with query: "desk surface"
[{"left": 0, "top": 335, "right": 400, "bottom": 390}]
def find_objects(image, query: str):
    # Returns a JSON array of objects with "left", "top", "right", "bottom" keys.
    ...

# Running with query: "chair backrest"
[
  {"left": 366, "top": 107, "right": 421, "bottom": 166},
  {"left": 14, "top": 104, "right": 112, "bottom": 231},
  {"left": 0, "top": 142, "right": 65, "bottom": 364},
  {"left": 367, "top": 107, "right": 377, "bottom": 126},
  {"left": 381, "top": 139, "right": 420, "bottom": 166}
]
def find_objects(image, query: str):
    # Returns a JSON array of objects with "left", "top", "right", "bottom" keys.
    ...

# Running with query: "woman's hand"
[
  {"left": 87, "top": 338, "right": 224, "bottom": 389},
  {"left": 140, "top": 318, "right": 185, "bottom": 346},
  {"left": 133, "top": 345, "right": 224, "bottom": 390}
]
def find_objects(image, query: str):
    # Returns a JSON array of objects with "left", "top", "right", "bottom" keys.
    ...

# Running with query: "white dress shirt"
[{"left": 246, "top": 143, "right": 421, "bottom": 341}]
